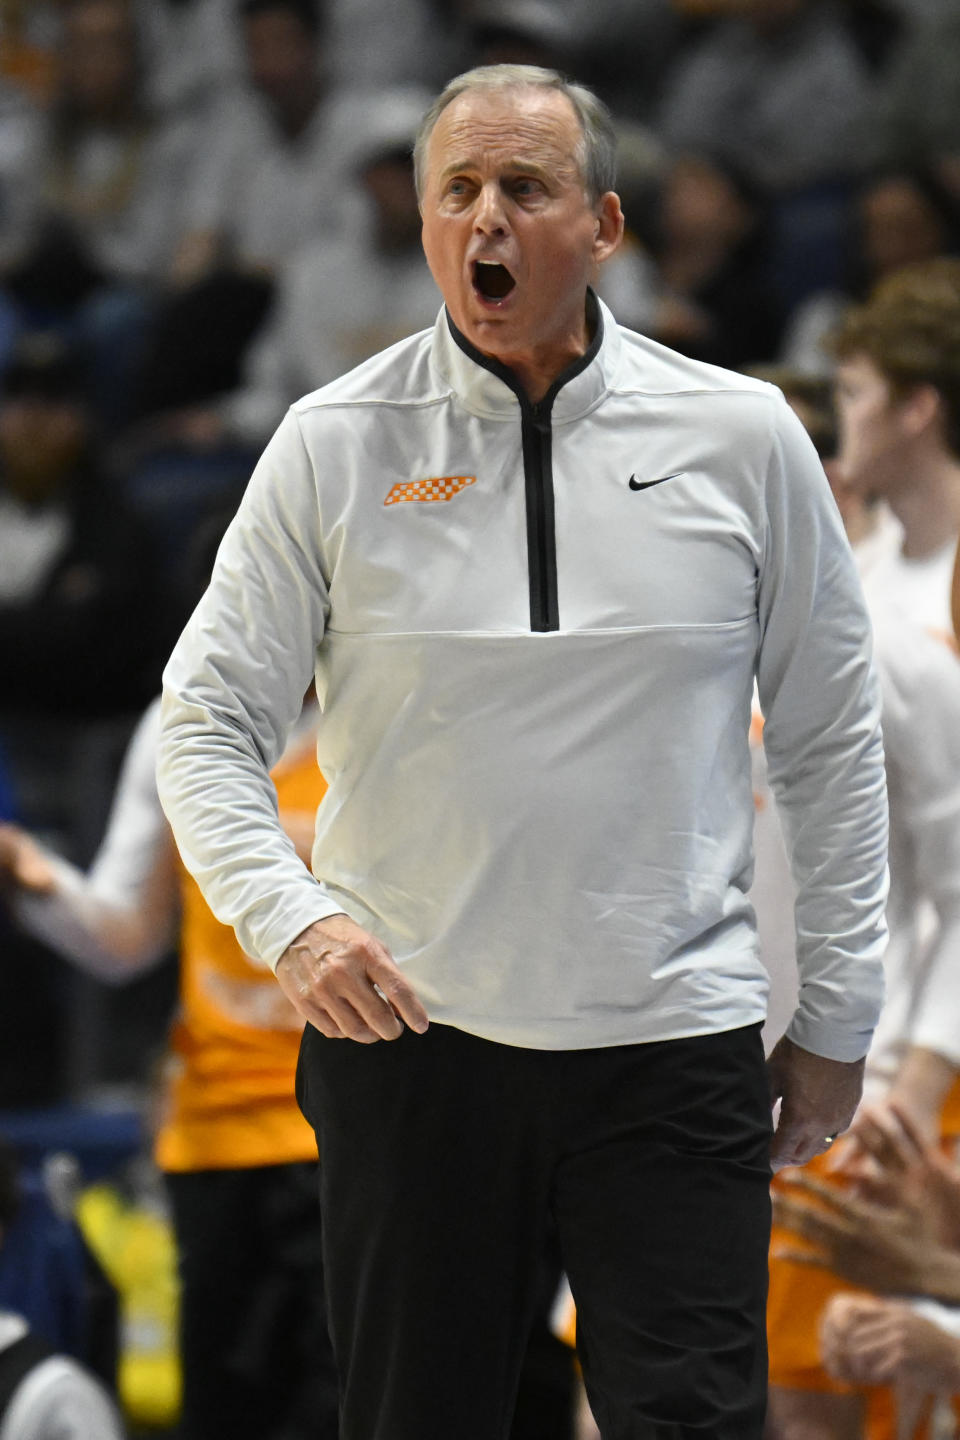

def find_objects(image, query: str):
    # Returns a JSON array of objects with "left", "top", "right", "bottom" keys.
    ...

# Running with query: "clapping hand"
[
  {"left": 821, "top": 1293, "right": 960, "bottom": 1392},
  {"left": 835, "top": 1101, "right": 960, "bottom": 1249},
  {"left": 0, "top": 823, "right": 56, "bottom": 894},
  {"left": 772, "top": 1168, "right": 939, "bottom": 1294}
]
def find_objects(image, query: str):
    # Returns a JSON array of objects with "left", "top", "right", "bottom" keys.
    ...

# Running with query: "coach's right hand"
[{"left": 275, "top": 914, "right": 429, "bottom": 1043}]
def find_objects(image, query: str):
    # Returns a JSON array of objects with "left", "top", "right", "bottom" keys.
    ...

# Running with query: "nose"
[{"left": 473, "top": 181, "right": 507, "bottom": 235}]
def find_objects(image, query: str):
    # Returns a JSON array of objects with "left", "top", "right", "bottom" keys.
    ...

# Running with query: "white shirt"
[
  {"left": 181, "top": 86, "right": 364, "bottom": 272},
  {"left": 861, "top": 533, "right": 958, "bottom": 639},
  {"left": 225, "top": 231, "right": 441, "bottom": 443},
  {"left": 0, "top": 496, "right": 69, "bottom": 603},
  {"left": 0, "top": 1314, "right": 125, "bottom": 1440},
  {"left": 13, "top": 700, "right": 177, "bottom": 979},
  {"left": 158, "top": 297, "right": 887, "bottom": 1057}
]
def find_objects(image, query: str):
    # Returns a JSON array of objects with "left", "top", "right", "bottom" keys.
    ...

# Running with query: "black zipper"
[
  {"left": 445, "top": 292, "right": 603, "bottom": 633},
  {"left": 522, "top": 396, "right": 559, "bottom": 631}
]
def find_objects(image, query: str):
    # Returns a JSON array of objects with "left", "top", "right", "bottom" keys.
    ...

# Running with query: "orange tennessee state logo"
[{"left": 384, "top": 476, "right": 477, "bottom": 506}]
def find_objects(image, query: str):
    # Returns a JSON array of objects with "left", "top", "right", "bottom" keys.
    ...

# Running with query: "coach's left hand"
[{"left": 767, "top": 1034, "right": 864, "bottom": 1171}]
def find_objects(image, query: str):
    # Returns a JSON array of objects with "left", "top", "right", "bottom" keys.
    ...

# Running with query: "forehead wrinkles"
[{"left": 429, "top": 99, "right": 584, "bottom": 187}]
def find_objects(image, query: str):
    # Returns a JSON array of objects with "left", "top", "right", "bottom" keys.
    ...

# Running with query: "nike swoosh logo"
[{"left": 628, "top": 472, "right": 685, "bottom": 491}]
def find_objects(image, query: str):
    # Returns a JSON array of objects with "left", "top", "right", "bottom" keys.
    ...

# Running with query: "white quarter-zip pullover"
[{"left": 158, "top": 295, "right": 887, "bottom": 1058}]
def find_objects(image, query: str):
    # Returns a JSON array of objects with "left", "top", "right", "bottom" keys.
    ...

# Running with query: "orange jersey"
[
  {"left": 155, "top": 730, "right": 327, "bottom": 1172},
  {"left": 768, "top": 1077, "right": 960, "bottom": 1435}
]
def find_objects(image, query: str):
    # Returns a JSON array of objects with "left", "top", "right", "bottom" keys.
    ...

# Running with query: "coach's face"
[{"left": 420, "top": 86, "right": 622, "bottom": 398}]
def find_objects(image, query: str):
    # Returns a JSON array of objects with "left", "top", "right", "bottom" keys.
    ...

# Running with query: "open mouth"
[{"left": 473, "top": 260, "right": 516, "bottom": 301}]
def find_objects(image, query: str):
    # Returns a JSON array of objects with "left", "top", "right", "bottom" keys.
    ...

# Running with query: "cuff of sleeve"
[
  {"left": 784, "top": 1012, "right": 872, "bottom": 1063},
  {"left": 261, "top": 894, "right": 360, "bottom": 972}
]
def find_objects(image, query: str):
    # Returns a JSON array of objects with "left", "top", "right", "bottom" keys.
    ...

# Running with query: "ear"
[
  {"left": 898, "top": 382, "right": 942, "bottom": 440},
  {"left": 592, "top": 191, "right": 625, "bottom": 266}
]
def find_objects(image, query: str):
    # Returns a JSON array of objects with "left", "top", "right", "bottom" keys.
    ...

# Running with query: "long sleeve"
[
  {"left": 12, "top": 701, "right": 178, "bottom": 980},
  {"left": 756, "top": 398, "right": 888, "bottom": 1062},
  {"left": 157, "top": 408, "right": 343, "bottom": 970},
  {"left": 877, "top": 628, "right": 960, "bottom": 1067}
]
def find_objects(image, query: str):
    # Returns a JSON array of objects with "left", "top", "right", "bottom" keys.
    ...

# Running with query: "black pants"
[
  {"left": 296, "top": 1020, "right": 772, "bottom": 1440},
  {"left": 165, "top": 1163, "right": 338, "bottom": 1440}
]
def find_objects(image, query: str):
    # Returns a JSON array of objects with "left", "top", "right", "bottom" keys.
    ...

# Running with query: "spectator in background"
[
  {"left": 781, "top": 166, "right": 960, "bottom": 375},
  {"left": 133, "top": 0, "right": 243, "bottom": 118},
  {"left": 0, "top": 78, "right": 43, "bottom": 281},
  {"left": 133, "top": 0, "right": 367, "bottom": 438},
  {"left": 16, "top": 0, "right": 197, "bottom": 287},
  {"left": 656, "top": 0, "right": 880, "bottom": 312},
  {"left": 0, "top": 333, "right": 157, "bottom": 722},
  {"left": 830, "top": 258, "right": 960, "bottom": 636},
  {"left": 0, "top": 0, "right": 200, "bottom": 429},
  {"left": 172, "top": 0, "right": 361, "bottom": 286},
  {"left": 562, "top": 0, "right": 682, "bottom": 126},
  {"left": 1, "top": 0, "right": 197, "bottom": 295},
  {"left": 590, "top": 120, "right": 664, "bottom": 337},
  {"left": 867, "top": 12, "right": 960, "bottom": 197},
  {"left": 643, "top": 152, "right": 784, "bottom": 370},
  {"left": 0, "top": 1137, "right": 126, "bottom": 1440},
  {"left": 323, "top": 0, "right": 465, "bottom": 95},
  {"left": 223, "top": 86, "right": 440, "bottom": 444},
  {"left": 0, "top": 4, "right": 60, "bottom": 102},
  {"left": 464, "top": 1, "right": 574, "bottom": 72},
  {"left": 656, "top": 0, "right": 875, "bottom": 197}
]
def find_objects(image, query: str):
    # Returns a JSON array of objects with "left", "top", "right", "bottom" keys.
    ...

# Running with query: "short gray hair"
[{"left": 413, "top": 64, "right": 617, "bottom": 205}]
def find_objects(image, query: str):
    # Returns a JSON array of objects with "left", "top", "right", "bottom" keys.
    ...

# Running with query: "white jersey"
[
  {"left": 158, "top": 295, "right": 887, "bottom": 1057},
  {"left": 861, "top": 531, "right": 958, "bottom": 639},
  {"left": 753, "top": 511, "right": 960, "bottom": 1085},
  {"left": 866, "top": 623, "right": 960, "bottom": 1091},
  {"left": 860, "top": 525, "right": 960, "bottom": 1090}
]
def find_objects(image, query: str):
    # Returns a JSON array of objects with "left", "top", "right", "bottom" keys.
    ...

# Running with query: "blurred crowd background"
[{"left": 0, "top": 1, "right": 959, "bottom": 1435}]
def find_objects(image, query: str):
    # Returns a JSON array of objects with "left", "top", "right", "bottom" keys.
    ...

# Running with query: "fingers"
[
  {"left": 771, "top": 1173, "right": 899, "bottom": 1290},
  {"left": 886, "top": 1100, "right": 939, "bottom": 1164},
  {"left": 323, "top": 934, "right": 406, "bottom": 1041},
  {"left": 820, "top": 1296, "right": 910, "bottom": 1386},
  {"left": 849, "top": 1103, "right": 914, "bottom": 1177},
  {"left": 770, "top": 1120, "right": 842, "bottom": 1172},
  {"left": 821, "top": 1295, "right": 895, "bottom": 1383},
  {"left": 366, "top": 949, "right": 429, "bottom": 1034},
  {"left": 779, "top": 1169, "right": 856, "bottom": 1211},
  {"left": 767, "top": 1042, "right": 864, "bottom": 1170},
  {"left": 771, "top": 1189, "right": 854, "bottom": 1251},
  {"left": 276, "top": 918, "right": 429, "bottom": 1044},
  {"left": 321, "top": 988, "right": 395, "bottom": 1044},
  {"left": 770, "top": 1242, "right": 829, "bottom": 1270}
]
